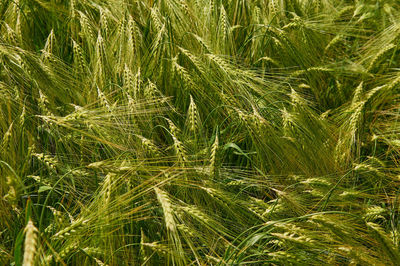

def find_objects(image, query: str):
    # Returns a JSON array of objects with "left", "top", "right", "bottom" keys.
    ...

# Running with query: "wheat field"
[{"left": 1, "top": 0, "right": 400, "bottom": 265}]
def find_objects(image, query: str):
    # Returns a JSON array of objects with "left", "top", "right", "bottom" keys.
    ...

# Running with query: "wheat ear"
[
  {"left": 154, "top": 187, "right": 176, "bottom": 233},
  {"left": 23, "top": 220, "right": 38, "bottom": 266}
]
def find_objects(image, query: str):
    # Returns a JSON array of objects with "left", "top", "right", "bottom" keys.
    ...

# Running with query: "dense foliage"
[{"left": 1, "top": 0, "right": 400, "bottom": 265}]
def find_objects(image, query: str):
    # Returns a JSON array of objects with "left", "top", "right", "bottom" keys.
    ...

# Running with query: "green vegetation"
[{"left": 1, "top": 0, "right": 400, "bottom": 265}]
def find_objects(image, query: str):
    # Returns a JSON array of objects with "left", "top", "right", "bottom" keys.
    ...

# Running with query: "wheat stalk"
[
  {"left": 72, "top": 40, "right": 86, "bottom": 74},
  {"left": 42, "top": 29, "right": 55, "bottom": 60},
  {"left": 133, "top": 68, "right": 142, "bottom": 99},
  {"left": 165, "top": 118, "right": 179, "bottom": 136},
  {"left": 99, "top": 8, "right": 109, "bottom": 37},
  {"left": 33, "top": 153, "right": 59, "bottom": 171},
  {"left": 352, "top": 82, "right": 363, "bottom": 104},
  {"left": 349, "top": 101, "right": 365, "bottom": 147},
  {"left": 103, "top": 173, "right": 115, "bottom": 206},
  {"left": 126, "top": 16, "right": 136, "bottom": 60},
  {"left": 18, "top": 104, "right": 26, "bottom": 129},
  {"left": 325, "top": 34, "right": 343, "bottom": 53},
  {"left": 172, "top": 134, "right": 187, "bottom": 164},
  {"left": 140, "top": 228, "right": 149, "bottom": 263},
  {"left": 150, "top": 7, "right": 163, "bottom": 32},
  {"left": 210, "top": 133, "right": 219, "bottom": 177},
  {"left": 209, "top": 0, "right": 215, "bottom": 14},
  {"left": 154, "top": 187, "right": 176, "bottom": 233},
  {"left": 52, "top": 218, "right": 89, "bottom": 239},
  {"left": 173, "top": 58, "right": 195, "bottom": 89},
  {"left": 137, "top": 135, "right": 160, "bottom": 155},
  {"left": 166, "top": 118, "right": 187, "bottom": 164},
  {"left": 179, "top": 0, "right": 189, "bottom": 15},
  {"left": 367, "top": 43, "right": 395, "bottom": 72},
  {"left": 95, "top": 31, "right": 105, "bottom": 87},
  {"left": 367, "top": 222, "right": 400, "bottom": 263},
  {"left": 38, "top": 89, "right": 53, "bottom": 116},
  {"left": 59, "top": 242, "right": 79, "bottom": 260},
  {"left": 15, "top": 9, "right": 22, "bottom": 43},
  {"left": 97, "top": 86, "right": 112, "bottom": 111},
  {"left": 1, "top": 122, "right": 13, "bottom": 151},
  {"left": 78, "top": 11, "right": 95, "bottom": 41},
  {"left": 123, "top": 64, "right": 134, "bottom": 91},
  {"left": 219, "top": 4, "right": 227, "bottom": 41},
  {"left": 269, "top": 0, "right": 279, "bottom": 16},
  {"left": 22, "top": 220, "right": 38, "bottom": 266},
  {"left": 187, "top": 95, "right": 199, "bottom": 133},
  {"left": 3, "top": 22, "right": 18, "bottom": 45},
  {"left": 144, "top": 80, "right": 157, "bottom": 98},
  {"left": 178, "top": 47, "right": 206, "bottom": 75},
  {"left": 3, "top": 175, "right": 18, "bottom": 207},
  {"left": 179, "top": 205, "right": 210, "bottom": 225},
  {"left": 69, "top": 0, "right": 76, "bottom": 18}
]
